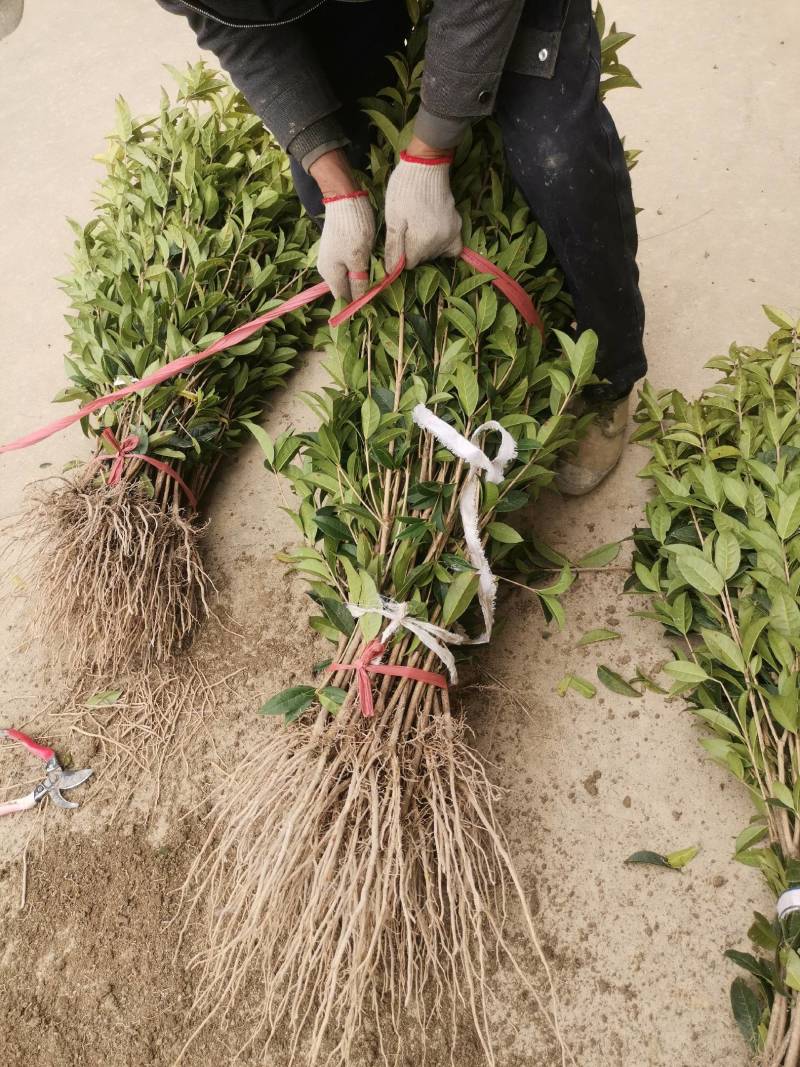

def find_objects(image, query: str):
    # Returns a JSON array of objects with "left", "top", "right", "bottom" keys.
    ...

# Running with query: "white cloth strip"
[
  {"left": 412, "top": 404, "right": 517, "bottom": 642},
  {"left": 346, "top": 598, "right": 471, "bottom": 683},
  {"left": 777, "top": 888, "right": 800, "bottom": 919}
]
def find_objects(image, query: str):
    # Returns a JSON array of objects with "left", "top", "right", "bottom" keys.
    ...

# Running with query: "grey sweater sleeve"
[
  {"left": 156, "top": 0, "right": 347, "bottom": 169},
  {"left": 414, "top": 0, "right": 526, "bottom": 148}
]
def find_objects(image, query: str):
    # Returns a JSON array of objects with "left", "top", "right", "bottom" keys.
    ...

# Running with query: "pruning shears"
[{"left": 0, "top": 729, "right": 93, "bottom": 817}]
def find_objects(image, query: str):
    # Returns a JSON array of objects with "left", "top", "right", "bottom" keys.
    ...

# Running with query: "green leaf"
[
  {"left": 694, "top": 707, "right": 742, "bottom": 739},
  {"left": 763, "top": 305, "right": 795, "bottom": 329},
  {"left": 748, "top": 912, "right": 779, "bottom": 952},
  {"left": 721, "top": 476, "right": 749, "bottom": 511},
  {"left": 597, "top": 665, "right": 642, "bottom": 698},
  {"left": 701, "top": 629, "right": 746, "bottom": 673},
  {"left": 665, "top": 845, "right": 700, "bottom": 869},
  {"left": 455, "top": 363, "right": 479, "bottom": 416},
  {"left": 725, "top": 949, "right": 773, "bottom": 984},
  {"left": 646, "top": 501, "right": 672, "bottom": 544},
  {"left": 442, "top": 570, "right": 480, "bottom": 627},
  {"left": 771, "top": 780, "right": 796, "bottom": 813},
  {"left": 729, "top": 978, "right": 762, "bottom": 1049},
  {"left": 319, "top": 597, "right": 355, "bottom": 636},
  {"left": 634, "top": 559, "right": 661, "bottom": 592},
  {"left": 662, "top": 659, "right": 709, "bottom": 687},
  {"left": 361, "top": 396, "right": 381, "bottom": 439},
  {"left": 576, "top": 628, "right": 621, "bottom": 647},
  {"left": 625, "top": 850, "right": 671, "bottom": 869},
  {"left": 487, "top": 521, "right": 523, "bottom": 544},
  {"left": 259, "top": 685, "right": 316, "bottom": 722},
  {"left": 675, "top": 553, "right": 725, "bottom": 597},
  {"left": 770, "top": 588, "right": 800, "bottom": 638},
  {"left": 777, "top": 491, "right": 800, "bottom": 540},
  {"left": 568, "top": 330, "right": 597, "bottom": 384},
  {"left": 364, "top": 109, "right": 400, "bottom": 151},
  {"left": 556, "top": 673, "right": 597, "bottom": 699},
  {"left": 315, "top": 512, "right": 352, "bottom": 542},
  {"left": 318, "top": 685, "right": 347, "bottom": 714},
  {"left": 734, "top": 824, "right": 768, "bottom": 854},
  {"left": 84, "top": 689, "right": 123, "bottom": 707},
  {"left": 714, "top": 530, "right": 741, "bottom": 581},
  {"left": 357, "top": 570, "right": 382, "bottom": 640},
  {"left": 784, "top": 947, "right": 800, "bottom": 992},
  {"left": 577, "top": 541, "right": 621, "bottom": 568}
]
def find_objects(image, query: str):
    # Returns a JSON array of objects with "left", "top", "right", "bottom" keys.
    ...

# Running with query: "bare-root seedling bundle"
[
  {"left": 16, "top": 64, "right": 322, "bottom": 679},
  {"left": 178, "top": 11, "right": 641, "bottom": 1060},
  {"left": 630, "top": 308, "right": 800, "bottom": 1065}
]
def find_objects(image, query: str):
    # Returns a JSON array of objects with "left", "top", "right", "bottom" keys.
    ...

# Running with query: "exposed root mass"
[
  {"left": 53, "top": 658, "right": 216, "bottom": 812},
  {"left": 21, "top": 479, "right": 212, "bottom": 675},
  {"left": 179, "top": 685, "right": 570, "bottom": 1066}
]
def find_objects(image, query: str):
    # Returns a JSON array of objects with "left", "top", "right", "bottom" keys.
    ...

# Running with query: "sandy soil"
[{"left": 1, "top": 2, "right": 799, "bottom": 1065}]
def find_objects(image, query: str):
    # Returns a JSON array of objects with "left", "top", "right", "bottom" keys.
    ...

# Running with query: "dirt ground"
[{"left": 1, "top": 2, "right": 799, "bottom": 1066}]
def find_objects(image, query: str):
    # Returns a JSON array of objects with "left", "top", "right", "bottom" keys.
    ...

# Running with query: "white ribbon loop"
[
  {"left": 778, "top": 888, "right": 800, "bottom": 920},
  {"left": 412, "top": 404, "right": 517, "bottom": 643},
  {"left": 347, "top": 597, "right": 469, "bottom": 683}
]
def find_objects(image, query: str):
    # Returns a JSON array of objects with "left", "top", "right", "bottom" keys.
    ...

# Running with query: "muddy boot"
[
  {"left": 555, "top": 393, "right": 630, "bottom": 496},
  {"left": 0, "top": 0, "right": 23, "bottom": 41}
]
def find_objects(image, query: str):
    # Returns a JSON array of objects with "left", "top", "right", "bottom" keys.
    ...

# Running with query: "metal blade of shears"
[
  {"left": 56, "top": 768, "right": 93, "bottom": 792},
  {"left": 47, "top": 768, "right": 93, "bottom": 809}
]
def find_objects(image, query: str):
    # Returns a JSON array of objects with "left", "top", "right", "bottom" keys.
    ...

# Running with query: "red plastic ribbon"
[
  {"left": 328, "top": 256, "right": 406, "bottom": 328},
  {"left": 0, "top": 280, "right": 330, "bottom": 457},
  {"left": 459, "top": 247, "right": 544, "bottom": 336},
  {"left": 95, "top": 427, "right": 199, "bottom": 510},
  {"left": 0, "top": 248, "right": 542, "bottom": 458},
  {"left": 330, "top": 249, "right": 544, "bottom": 334},
  {"left": 329, "top": 638, "right": 448, "bottom": 718}
]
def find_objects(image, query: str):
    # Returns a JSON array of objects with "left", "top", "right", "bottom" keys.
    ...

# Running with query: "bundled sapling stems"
[
  {"left": 630, "top": 308, "right": 800, "bottom": 1065},
  {"left": 21, "top": 63, "right": 322, "bottom": 676},
  {"left": 180, "top": 7, "right": 642, "bottom": 1059}
]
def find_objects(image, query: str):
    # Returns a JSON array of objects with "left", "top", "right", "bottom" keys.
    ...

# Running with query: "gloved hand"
[
  {"left": 317, "top": 191, "right": 376, "bottom": 301},
  {"left": 384, "top": 150, "right": 462, "bottom": 272}
]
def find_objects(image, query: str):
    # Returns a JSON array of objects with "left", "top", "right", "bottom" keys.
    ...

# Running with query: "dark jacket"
[{"left": 158, "top": 0, "right": 528, "bottom": 168}]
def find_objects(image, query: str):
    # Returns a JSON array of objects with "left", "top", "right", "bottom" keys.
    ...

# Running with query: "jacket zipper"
[{"left": 176, "top": 0, "right": 329, "bottom": 29}]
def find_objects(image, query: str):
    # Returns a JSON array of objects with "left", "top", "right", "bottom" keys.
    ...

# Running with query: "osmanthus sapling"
[
  {"left": 20, "top": 64, "right": 324, "bottom": 678},
  {"left": 629, "top": 308, "right": 800, "bottom": 1065},
  {"left": 175, "top": 10, "right": 634, "bottom": 1064}
]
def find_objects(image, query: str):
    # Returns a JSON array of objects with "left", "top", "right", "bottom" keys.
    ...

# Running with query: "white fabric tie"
[
  {"left": 778, "top": 888, "right": 800, "bottom": 919},
  {"left": 411, "top": 404, "right": 517, "bottom": 643},
  {"left": 346, "top": 597, "right": 476, "bottom": 683}
]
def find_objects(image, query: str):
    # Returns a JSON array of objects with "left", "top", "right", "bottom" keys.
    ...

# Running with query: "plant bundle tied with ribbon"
[
  {"left": 629, "top": 307, "right": 800, "bottom": 1066},
  {"left": 178, "top": 8, "right": 639, "bottom": 1062},
  {"left": 4, "top": 64, "right": 323, "bottom": 679}
]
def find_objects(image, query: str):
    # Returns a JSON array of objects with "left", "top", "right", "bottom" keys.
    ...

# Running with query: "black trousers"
[{"left": 291, "top": 0, "right": 646, "bottom": 399}]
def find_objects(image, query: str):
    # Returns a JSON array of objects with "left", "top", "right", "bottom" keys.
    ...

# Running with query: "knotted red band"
[
  {"left": 329, "top": 638, "right": 448, "bottom": 718},
  {"left": 94, "top": 427, "right": 199, "bottom": 510}
]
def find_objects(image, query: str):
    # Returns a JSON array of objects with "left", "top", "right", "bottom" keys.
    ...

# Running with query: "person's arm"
[
  {"left": 414, "top": 0, "right": 526, "bottom": 149},
  {"left": 155, "top": 2, "right": 374, "bottom": 299},
  {"left": 156, "top": 0, "right": 346, "bottom": 171},
  {"left": 384, "top": 1, "right": 526, "bottom": 271}
]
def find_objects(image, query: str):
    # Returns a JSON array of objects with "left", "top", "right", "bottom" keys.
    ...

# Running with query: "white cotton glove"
[
  {"left": 317, "top": 191, "right": 375, "bottom": 302},
  {"left": 384, "top": 150, "right": 463, "bottom": 271}
]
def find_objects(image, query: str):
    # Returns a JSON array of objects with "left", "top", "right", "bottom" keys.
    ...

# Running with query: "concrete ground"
[{"left": 1, "top": 2, "right": 798, "bottom": 1065}]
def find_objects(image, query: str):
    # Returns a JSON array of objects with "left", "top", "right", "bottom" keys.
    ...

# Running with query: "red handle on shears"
[{"left": 1, "top": 728, "right": 55, "bottom": 763}]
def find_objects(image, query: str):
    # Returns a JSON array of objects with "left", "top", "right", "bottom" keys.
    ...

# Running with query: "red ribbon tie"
[
  {"left": 96, "top": 427, "right": 199, "bottom": 510},
  {"left": 329, "top": 638, "right": 449, "bottom": 718}
]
